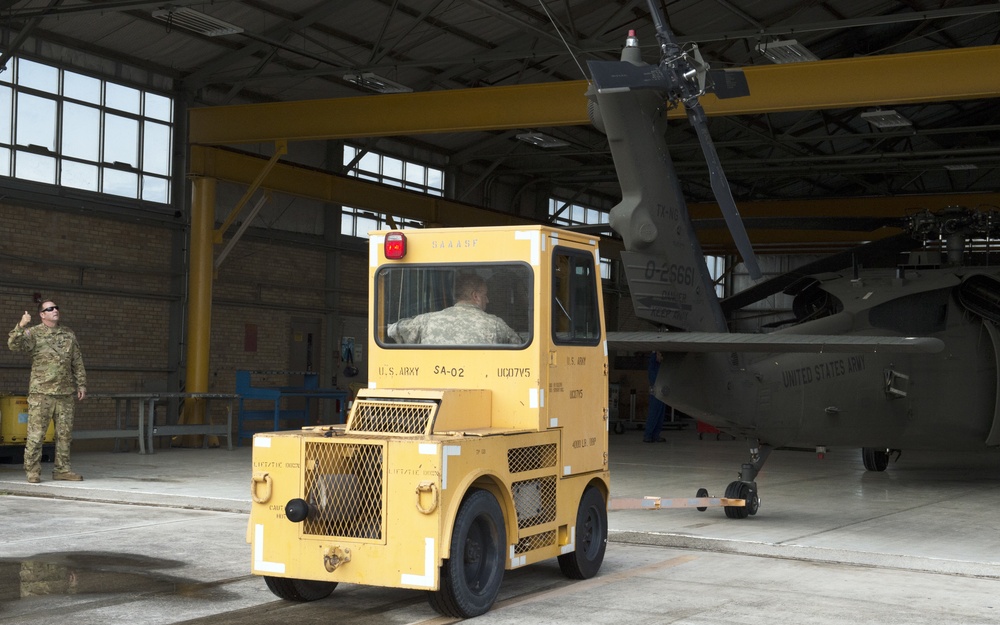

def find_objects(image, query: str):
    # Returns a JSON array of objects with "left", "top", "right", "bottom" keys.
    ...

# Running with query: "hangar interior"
[{"left": 2, "top": 0, "right": 999, "bottom": 439}]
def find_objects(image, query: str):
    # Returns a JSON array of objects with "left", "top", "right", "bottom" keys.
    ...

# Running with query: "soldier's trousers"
[{"left": 24, "top": 394, "right": 75, "bottom": 477}]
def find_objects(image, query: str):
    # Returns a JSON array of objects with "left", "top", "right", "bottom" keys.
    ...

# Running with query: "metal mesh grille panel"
[
  {"left": 515, "top": 530, "right": 556, "bottom": 554},
  {"left": 348, "top": 399, "right": 435, "bottom": 434},
  {"left": 303, "top": 441, "right": 384, "bottom": 540},
  {"left": 511, "top": 476, "right": 557, "bottom": 529},
  {"left": 507, "top": 444, "right": 557, "bottom": 473}
]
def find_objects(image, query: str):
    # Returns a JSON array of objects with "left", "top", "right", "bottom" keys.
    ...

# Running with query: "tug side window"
[{"left": 552, "top": 248, "right": 601, "bottom": 345}]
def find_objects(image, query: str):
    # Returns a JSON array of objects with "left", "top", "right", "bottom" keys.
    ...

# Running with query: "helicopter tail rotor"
[{"left": 588, "top": 0, "right": 759, "bottom": 279}]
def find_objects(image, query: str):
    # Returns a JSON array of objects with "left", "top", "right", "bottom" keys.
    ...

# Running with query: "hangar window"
[
  {"left": 341, "top": 145, "right": 443, "bottom": 238},
  {"left": 0, "top": 54, "right": 174, "bottom": 204},
  {"left": 706, "top": 255, "right": 726, "bottom": 297},
  {"left": 549, "top": 198, "right": 609, "bottom": 231},
  {"left": 343, "top": 144, "right": 444, "bottom": 196},
  {"left": 548, "top": 198, "right": 613, "bottom": 279},
  {"left": 341, "top": 207, "right": 422, "bottom": 238}
]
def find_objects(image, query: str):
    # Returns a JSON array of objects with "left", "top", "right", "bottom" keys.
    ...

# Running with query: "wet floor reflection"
[{"left": 0, "top": 551, "right": 238, "bottom": 602}]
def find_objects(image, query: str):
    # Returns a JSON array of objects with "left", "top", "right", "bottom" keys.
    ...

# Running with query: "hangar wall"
[
  {"left": 0, "top": 204, "right": 178, "bottom": 431},
  {"left": 0, "top": 201, "right": 370, "bottom": 437}
]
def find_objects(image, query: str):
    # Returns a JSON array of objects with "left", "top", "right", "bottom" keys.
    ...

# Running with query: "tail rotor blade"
[
  {"left": 685, "top": 101, "right": 762, "bottom": 280},
  {"left": 707, "top": 69, "right": 750, "bottom": 99}
]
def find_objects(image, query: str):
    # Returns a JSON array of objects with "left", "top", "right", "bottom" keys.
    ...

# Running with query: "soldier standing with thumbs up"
[{"left": 8, "top": 300, "right": 87, "bottom": 484}]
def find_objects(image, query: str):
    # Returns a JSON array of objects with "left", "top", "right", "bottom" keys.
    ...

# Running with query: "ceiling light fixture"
[
  {"left": 943, "top": 163, "right": 978, "bottom": 171},
  {"left": 344, "top": 72, "right": 412, "bottom": 94},
  {"left": 152, "top": 7, "right": 244, "bottom": 37},
  {"left": 516, "top": 132, "right": 570, "bottom": 149},
  {"left": 755, "top": 39, "right": 819, "bottom": 64},
  {"left": 860, "top": 109, "right": 912, "bottom": 129}
]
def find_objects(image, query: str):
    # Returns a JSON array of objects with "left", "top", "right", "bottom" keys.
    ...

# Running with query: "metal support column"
[{"left": 179, "top": 176, "right": 215, "bottom": 437}]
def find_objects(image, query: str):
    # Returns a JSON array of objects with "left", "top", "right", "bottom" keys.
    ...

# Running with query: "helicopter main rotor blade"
[
  {"left": 720, "top": 232, "right": 921, "bottom": 312},
  {"left": 686, "top": 100, "right": 762, "bottom": 279}
]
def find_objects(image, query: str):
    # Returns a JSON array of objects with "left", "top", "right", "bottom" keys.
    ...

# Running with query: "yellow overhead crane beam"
[
  {"left": 189, "top": 146, "right": 1000, "bottom": 253},
  {"left": 189, "top": 45, "right": 1000, "bottom": 145},
  {"left": 189, "top": 145, "right": 531, "bottom": 229}
]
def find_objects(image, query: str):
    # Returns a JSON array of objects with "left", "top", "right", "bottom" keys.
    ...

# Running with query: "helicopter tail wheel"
[
  {"left": 862, "top": 447, "right": 890, "bottom": 472},
  {"left": 724, "top": 481, "right": 759, "bottom": 519}
]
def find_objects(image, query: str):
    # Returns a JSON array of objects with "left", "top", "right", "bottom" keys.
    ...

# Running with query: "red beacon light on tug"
[{"left": 384, "top": 232, "right": 407, "bottom": 259}]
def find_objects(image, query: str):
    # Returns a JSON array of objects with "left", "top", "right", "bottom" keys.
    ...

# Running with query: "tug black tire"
[
  {"left": 558, "top": 486, "right": 608, "bottom": 579},
  {"left": 427, "top": 489, "right": 506, "bottom": 618},
  {"left": 264, "top": 576, "right": 337, "bottom": 602}
]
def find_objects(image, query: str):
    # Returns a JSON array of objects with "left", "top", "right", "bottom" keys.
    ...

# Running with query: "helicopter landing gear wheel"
[
  {"left": 724, "top": 481, "right": 759, "bottom": 519},
  {"left": 862, "top": 447, "right": 890, "bottom": 472},
  {"left": 427, "top": 489, "right": 506, "bottom": 619}
]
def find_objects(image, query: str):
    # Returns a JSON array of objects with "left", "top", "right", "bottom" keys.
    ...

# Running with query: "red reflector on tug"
[{"left": 384, "top": 232, "right": 407, "bottom": 259}]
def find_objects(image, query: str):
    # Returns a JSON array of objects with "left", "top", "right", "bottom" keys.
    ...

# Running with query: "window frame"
[
  {"left": 0, "top": 53, "right": 175, "bottom": 205},
  {"left": 341, "top": 144, "right": 445, "bottom": 238},
  {"left": 548, "top": 197, "right": 614, "bottom": 280}
]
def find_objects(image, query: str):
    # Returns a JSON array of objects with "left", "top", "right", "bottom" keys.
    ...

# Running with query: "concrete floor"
[{"left": 2, "top": 426, "right": 1000, "bottom": 624}]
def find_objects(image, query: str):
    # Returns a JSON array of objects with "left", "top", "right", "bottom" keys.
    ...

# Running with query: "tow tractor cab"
[{"left": 249, "top": 225, "right": 610, "bottom": 618}]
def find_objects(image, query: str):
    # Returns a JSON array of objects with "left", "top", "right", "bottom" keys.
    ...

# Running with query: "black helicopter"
[{"left": 591, "top": 0, "right": 998, "bottom": 519}]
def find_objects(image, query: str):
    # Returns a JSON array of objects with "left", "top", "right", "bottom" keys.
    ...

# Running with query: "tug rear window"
[{"left": 376, "top": 263, "right": 532, "bottom": 349}]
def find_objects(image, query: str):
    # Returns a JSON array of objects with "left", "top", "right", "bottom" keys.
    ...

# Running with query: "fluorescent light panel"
[
  {"left": 152, "top": 8, "right": 243, "bottom": 37},
  {"left": 860, "top": 109, "right": 912, "bottom": 128},
  {"left": 516, "top": 132, "right": 570, "bottom": 148},
  {"left": 755, "top": 39, "right": 819, "bottom": 63},
  {"left": 344, "top": 72, "right": 412, "bottom": 94}
]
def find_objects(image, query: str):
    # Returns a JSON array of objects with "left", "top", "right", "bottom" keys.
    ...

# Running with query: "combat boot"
[
  {"left": 27, "top": 474, "right": 40, "bottom": 484},
  {"left": 52, "top": 471, "right": 83, "bottom": 481}
]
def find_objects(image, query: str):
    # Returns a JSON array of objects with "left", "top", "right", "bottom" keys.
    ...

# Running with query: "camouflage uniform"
[
  {"left": 388, "top": 303, "right": 522, "bottom": 345},
  {"left": 8, "top": 323, "right": 87, "bottom": 479}
]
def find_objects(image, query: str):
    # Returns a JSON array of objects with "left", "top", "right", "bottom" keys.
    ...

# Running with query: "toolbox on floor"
[{"left": 1, "top": 395, "right": 56, "bottom": 444}]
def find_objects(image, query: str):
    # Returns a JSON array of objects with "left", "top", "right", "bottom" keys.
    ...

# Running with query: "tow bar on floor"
[{"left": 610, "top": 492, "right": 745, "bottom": 512}]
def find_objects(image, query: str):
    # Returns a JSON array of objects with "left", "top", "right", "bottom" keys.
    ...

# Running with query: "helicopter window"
[
  {"left": 552, "top": 248, "right": 602, "bottom": 345},
  {"left": 869, "top": 289, "right": 949, "bottom": 335},
  {"left": 790, "top": 281, "right": 843, "bottom": 323},
  {"left": 374, "top": 262, "right": 532, "bottom": 349}
]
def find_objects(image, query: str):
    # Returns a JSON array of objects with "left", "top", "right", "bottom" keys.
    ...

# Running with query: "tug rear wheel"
[
  {"left": 428, "top": 489, "right": 506, "bottom": 618},
  {"left": 263, "top": 576, "right": 337, "bottom": 602},
  {"left": 558, "top": 485, "right": 608, "bottom": 579}
]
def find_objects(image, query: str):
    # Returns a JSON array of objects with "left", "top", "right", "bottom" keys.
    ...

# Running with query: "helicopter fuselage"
[{"left": 661, "top": 265, "right": 999, "bottom": 451}]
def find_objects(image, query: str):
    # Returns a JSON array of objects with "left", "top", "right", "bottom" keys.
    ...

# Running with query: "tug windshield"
[{"left": 375, "top": 262, "right": 532, "bottom": 349}]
